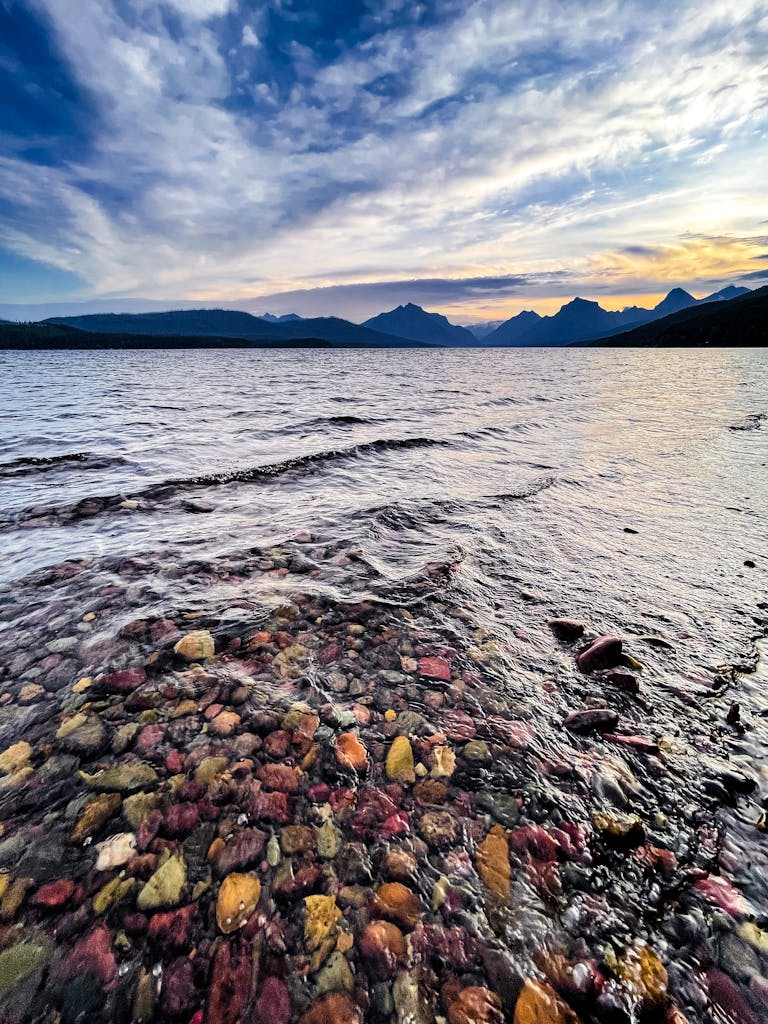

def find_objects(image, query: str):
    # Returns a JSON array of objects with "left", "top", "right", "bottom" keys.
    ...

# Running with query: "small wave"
[
  {"left": 729, "top": 413, "right": 766, "bottom": 431},
  {"left": 0, "top": 452, "right": 127, "bottom": 480},
  {"left": 488, "top": 475, "right": 557, "bottom": 500}
]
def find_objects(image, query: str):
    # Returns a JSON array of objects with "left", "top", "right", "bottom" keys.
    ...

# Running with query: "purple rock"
[
  {"left": 548, "top": 618, "right": 586, "bottom": 641},
  {"left": 576, "top": 636, "right": 623, "bottom": 673},
  {"left": 160, "top": 957, "right": 196, "bottom": 1017},
  {"left": 563, "top": 709, "right": 619, "bottom": 733},
  {"left": 255, "top": 977, "right": 292, "bottom": 1024}
]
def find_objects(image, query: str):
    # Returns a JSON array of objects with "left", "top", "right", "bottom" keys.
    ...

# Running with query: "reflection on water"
[{"left": 0, "top": 347, "right": 766, "bottom": 1023}]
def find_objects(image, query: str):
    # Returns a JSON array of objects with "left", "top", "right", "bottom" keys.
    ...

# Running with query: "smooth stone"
[
  {"left": 360, "top": 920, "right": 407, "bottom": 980},
  {"left": 386, "top": 736, "right": 415, "bottom": 784},
  {"left": 449, "top": 987, "right": 504, "bottom": 1024},
  {"left": 548, "top": 618, "right": 586, "bottom": 641},
  {"left": 216, "top": 872, "right": 261, "bottom": 933},
  {"left": 418, "top": 810, "right": 458, "bottom": 849},
  {"left": 0, "top": 742, "right": 32, "bottom": 775},
  {"left": 95, "top": 832, "right": 136, "bottom": 871},
  {"left": 418, "top": 657, "right": 451, "bottom": 681},
  {"left": 0, "top": 941, "right": 49, "bottom": 998},
  {"left": 335, "top": 733, "right": 368, "bottom": 772},
  {"left": 304, "top": 895, "right": 341, "bottom": 970},
  {"left": 476, "top": 825, "right": 511, "bottom": 900},
  {"left": 174, "top": 630, "right": 215, "bottom": 660},
  {"left": 563, "top": 709, "right": 619, "bottom": 733},
  {"left": 300, "top": 992, "right": 362, "bottom": 1024},
  {"left": 137, "top": 852, "right": 186, "bottom": 911},
  {"left": 213, "top": 828, "right": 267, "bottom": 876},
  {"left": 70, "top": 793, "right": 122, "bottom": 842},
  {"left": 463, "top": 739, "right": 492, "bottom": 764},
  {"left": 315, "top": 951, "right": 355, "bottom": 995},
  {"left": 576, "top": 635, "right": 623, "bottom": 673},
  {"left": 255, "top": 977, "right": 292, "bottom": 1024},
  {"left": 79, "top": 762, "right": 158, "bottom": 793},
  {"left": 513, "top": 978, "right": 581, "bottom": 1024},
  {"left": 372, "top": 882, "right": 421, "bottom": 931}
]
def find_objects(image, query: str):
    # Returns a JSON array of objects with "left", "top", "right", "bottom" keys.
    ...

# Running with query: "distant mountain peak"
[{"left": 362, "top": 303, "right": 475, "bottom": 346}]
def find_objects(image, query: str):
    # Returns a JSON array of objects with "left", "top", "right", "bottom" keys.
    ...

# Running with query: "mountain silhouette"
[{"left": 362, "top": 303, "right": 476, "bottom": 345}]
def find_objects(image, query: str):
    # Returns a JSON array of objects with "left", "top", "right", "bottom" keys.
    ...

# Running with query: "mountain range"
[{"left": 0, "top": 283, "right": 761, "bottom": 350}]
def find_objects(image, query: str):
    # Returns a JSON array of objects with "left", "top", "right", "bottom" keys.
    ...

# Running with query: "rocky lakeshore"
[{"left": 0, "top": 534, "right": 766, "bottom": 1024}]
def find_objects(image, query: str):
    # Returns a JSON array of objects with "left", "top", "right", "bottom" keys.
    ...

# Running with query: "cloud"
[{"left": 0, "top": 0, "right": 766, "bottom": 315}]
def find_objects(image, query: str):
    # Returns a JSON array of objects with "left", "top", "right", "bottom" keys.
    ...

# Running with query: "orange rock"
[
  {"left": 513, "top": 978, "right": 581, "bottom": 1024},
  {"left": 476, "top": 824, "right": 511, "bottom": 900},
  {"left": 335, "top": 733, "right": 368, "bottom": 772},
  {"left": 215, "top": 873, "right": 261, "bottom": 934},
  {"left": 617, "top": 945, "right": 668, "bottom": 1015},
  {"left": 413, "top": 778, "right": 447, "bottom": 804},
  {"left": 449, "top": 987, "right": 504, "bottom": 1024},
  {"left": 359, "top": 920, "right": 407, "bottom": 979},
  {"left": 300, "top": 993, "right": 362, "bottom": 1024},
  {"left": 372, "top": 882, "right": 421, "bottom": 931}
]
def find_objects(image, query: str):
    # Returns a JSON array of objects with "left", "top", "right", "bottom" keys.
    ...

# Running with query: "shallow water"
[{"left": 0, "top": 347, "right": 766, "bottom": 1023}]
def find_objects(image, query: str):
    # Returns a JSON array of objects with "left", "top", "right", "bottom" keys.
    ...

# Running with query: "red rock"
[
  {"left": 249, "top": 790, "right": 290, "bottom": 823},
  {"left": 414, "top": 925, "right": 478, "bottom": 970},
  {"left": 258, "top": 763, "right": 300, "bottom": 793},
  {"left": 264, "top": 730, "right": 291, "bottom": 758},
  {"left": 207, "top": 939, "right": 254, "bottom": 1024},
  {"left": 122, "top": 912, "right": 148, "bottom": 936},
  {"left": 419, "top": 656, "right": 451, "bottom": 681},
  {"left": 134, "top": 724, "right": 164, "bottom": 757},
  {"left": 99, "top": 667, "right": 146, "bottom": 693},
  {"left": 448, "top": 987, "right": 504, "bottom": 1024},
  {"left": 32, "top": 878, "right": 75, "bottom": 909},
  {"left": 487, "top": 717, "right": 534, "bottom": 749},
  {"left": 442, "top": 709, "right": 476, "bottom": 741},
  {"left": 137, "top": 809, "right": 163, "bottom": 851},
  {"left": 162, "top": 802, "right": 200, "bottom": 837},
  {"left": 695, "top": 875, "right": 754, "bottom": 918},
  {"left": 160, "top": 956, "right": 196, "bottom": 1017},
  {"left": 509, "top": 824, "right": 559, "bottom": 862},
  {"left": 213, "top": 828, "right": 267, "bottom": 876},
  {"left": 707, "top": 969, "right": 756, "bottom": 1024},
  {"left": 308, "top": 783, "right": 331, "bottom": 803},
  {"left": 255, "top": 977, "right": 292, "bottom": 1024},
  {"left": 204, "top": 703, "right": 224, "bottom": 721},
  {"left": 360, "top": 920, "right": 407, "bottom": 980},
  {"left": 576, "top": 636, "right": 623, "bottom": 673},
  {"left": 300, "top": 992, "right": 362, "bottom": 1024},
  {"left": 165, "top": 750, "right": 183, "bottom": 773},
  {"left": 55, "top": 924, "right": 116, "bottom": 985},
  {"left": 147, "top": 903, "right": 197, "bottom": 948}
]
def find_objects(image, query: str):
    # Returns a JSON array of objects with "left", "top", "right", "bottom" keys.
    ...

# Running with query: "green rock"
[
  {"left": 317, "top": 820, "right": 342, "bottom": 860},
  {"left": 122, "top": 792, "right": 159, "bottom": 830},
  {"left": 194, "top": 756, "right": 228, "bottom": 784},
  {"left": 315, "top": 950, "right": 354, "bottom": 994},
  {"left": 0, "top": 942, "right": 48, "bottom": 997},
  {"left": 462, "top": 739, "right": 492, "bottom": 764},
  {"left": 137, "top": 852, "right": 186, "bottom": 911},
  {"left": 79, "top": 762, "right": 158, "bottom": 793}
]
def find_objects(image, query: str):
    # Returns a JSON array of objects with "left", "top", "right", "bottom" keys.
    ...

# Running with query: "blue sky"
[{"left": 1, "top": 0, "right": 767, "bottom": 321}]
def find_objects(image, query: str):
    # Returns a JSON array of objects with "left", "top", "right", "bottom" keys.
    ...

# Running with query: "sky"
[{"left": 1, "top": 0, "right": 767, "bottom": 322}]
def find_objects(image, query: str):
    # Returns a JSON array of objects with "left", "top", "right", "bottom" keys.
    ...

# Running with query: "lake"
[{"left": 0, "top": 346, "right": 766, "bottom": 1023}]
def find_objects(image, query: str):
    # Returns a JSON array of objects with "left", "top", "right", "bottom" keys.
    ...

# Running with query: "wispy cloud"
[{"left": 0, "top": 0, "right": 766, "bottom": 315}]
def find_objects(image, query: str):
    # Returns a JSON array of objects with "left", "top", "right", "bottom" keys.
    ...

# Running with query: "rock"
[
  {"left": 548, "top": 619, "right": 585, "bottom": 642},
  {"left": 70, "top": 793, "right": 122, "bottom": 842},
  {"left": 442, "top": 709, "right": 477, "bottom": 741},
  {"left": 258, "top": 762, "right": 300, "bottom": 793},
  {"left": 210, "top": 710, "right": 241, "bottom": 736},
  {"left": 419, "top": 657, "right": 451, "bottom": 681},
  {"left": 476, "top": 825, "right": 511, "bottom": 900},
  {"left": 593, "top": 812, "right": 645, "bottom": 847},
  {"left": 617, "top": 945, "right": 668, "bottom": 1015},
  {"left": 463, "top": 739, "right": 492, "bottom": 763},
  {"left": 393, "top": 968, "right": 437, "bottom": 1024},
  {"left": 79, "top": 762, "right": 158, "bottom": 793},
  {"left": 418, "top": 810, "right": 458, "bottom": 849},
  {"left": 31, "top": 879, "right": 76, "bottom": 909},
  {"left": 54, "top": 924, "right": 116, "bottom": 985},
  {"left": 576, "top": 636, "right": 623, "bottom": 673},
  {"left": 0, "top": 941, "right": 48, "bottom": 998},
  {"left": 360, "top": 920, "right": 407, "bottom": 980},
  {"left": 56, "top": 713, "right": 108, "bottom": 756},
  {"left": 174, "top": 630, "right": 215, "bottom": 660},
  {"left": 207, "top": 938, "right": 253, "bottom": 1024},
  {"left": 137, "top": 852, "right": 186, "bottom": 911},
  {"left": 194, "top": 756, "right": 228, "bottom": 783},
  {"left": 513, "top": 978, "right": 581, "bottom": 1024},
  {"left": 99, "top": 667, "right": 146, "bottom": 693},
  {"left": 300, "top": 992, "right": 362, "bottom": 1024},
  {"left": 335, "top": 733, "right": 369, "bottom": 772},
  {"left": 430, "top": 745, "right": 456, "bottom": 778},
  {"left": 213, "top": 828, "right": 266, "bottom": 876},
  {"left": 0, "top": 741, "right": 32, "bottom": 775},
  {"left": 448, "top": 987, "right": 504, "bottom": 1024},
  {"left": 95, "top": 832, "right": 136, "bottom": 871},
  {"left": 413, "top": 778, "right": 447, "bottom": 804},
  {"left": 316, "top": 950, "right": 355, "bottom": 995},
  {"left": 373, "top": 882, "right": 421, "bottom": 930},
  {"left": 216, "top": 872, "right": 261, "bottom": 933},
  {"left": 281, "top": 824, "right": 315, "bottom": 855},
  {"left": 563, "top": 709, "right": 619, "bottom": 733},
  {"left": 386, "top": 736, "right": 416, "bottom": 784},
  {"left": 317, "top": 819, "right": 342, "bottom": 859},
  {"left": 147, "top": 902, "right": 197, "bottom": 948},
  {"left": 304, "top": 894, "right": 342, "bottom": 969},
  {"left": 160, "top": 957, "right": 196, "bottom": 1018},
  {"left": 255, "top": 977, "right": 293, "bottom": 1024}
]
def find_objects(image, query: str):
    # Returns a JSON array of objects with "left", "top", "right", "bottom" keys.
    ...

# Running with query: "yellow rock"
[
  {"left": 514, "top": 978, "right": 581, "bottom": 1024},
  {"left": 384, "top": 709, "right": 397, "bottom": 722},
  {"left": 0, "top": 875, "right": 9, "bottom": 901},
  {"left": 56, "top": 713, "right": 88, "bottom": 740},
  {"left": 0, "top": 742, "right": 32, "bottom": 775},
  {"left": 476, "top": 825, "right": 510, "bottom": 900},
  {"left": 216, "top": 873, "right": 261, "bottom": 934},
  {"left": 82, "top": 612, "right": 96, "bottom": 622},
  {"left": 174, "top": 630, "right": 215, "bottom": 660},
  {"left": 616, "top": 945, "right": 668, "bottom": 1015},
  {"left": 386, "top": 736, "right": 415, "bottom": 784},
  {"left": 74, "top": 677, "right": 92, "bottom": 693},
  {"left": 430, "top": 746, "right": 456, "bottom": 779},
  {"left": 304, "top": 894, "right": 341, "bottom": 971},
  {"left": 137, "top": 852, "right": 186, "bottom": 912},
  {"left": 740, "top": 921, "right": 768, "bottom": 954}
]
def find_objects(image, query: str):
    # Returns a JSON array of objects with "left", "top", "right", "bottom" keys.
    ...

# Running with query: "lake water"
[{"left": 0, "top": 347, "right": 766, "bottom": 1023}]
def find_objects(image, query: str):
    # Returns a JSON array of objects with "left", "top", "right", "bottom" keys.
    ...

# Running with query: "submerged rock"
[
  {"left": 174, "top": 629, "right": 215, "bottom": 660},
  {"left": 216, "top": 872, "right": 261, "bottom": 933}
]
